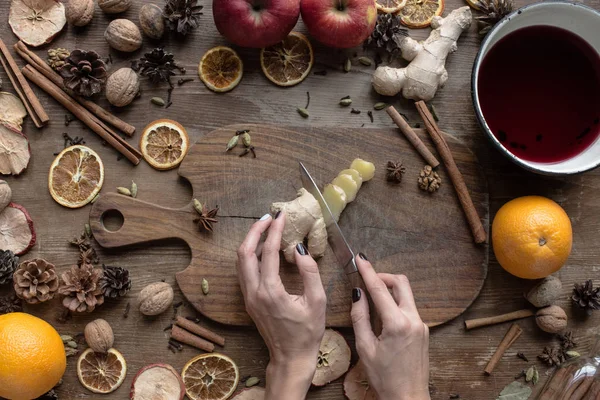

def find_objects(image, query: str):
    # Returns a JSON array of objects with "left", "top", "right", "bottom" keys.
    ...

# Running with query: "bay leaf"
[{"left": 496, "top": 381, "right": 532, "bottom": 400}]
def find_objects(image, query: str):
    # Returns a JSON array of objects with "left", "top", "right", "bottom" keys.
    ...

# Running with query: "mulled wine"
[{"left": 477, "top": 25, "right": 600, "bottom": 163}]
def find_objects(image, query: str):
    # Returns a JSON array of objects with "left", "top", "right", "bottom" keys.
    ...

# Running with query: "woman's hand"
[
  {"left": 351, "top": 254, "right": 430, "bottom": 400},
  {"left": 236, "top": 212, "right": 327, "bottom": 400}
]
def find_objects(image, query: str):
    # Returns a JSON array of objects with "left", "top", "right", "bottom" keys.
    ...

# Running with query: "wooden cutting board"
[{"left": 89, "top": 124, "right": 489, "bottom": 327}]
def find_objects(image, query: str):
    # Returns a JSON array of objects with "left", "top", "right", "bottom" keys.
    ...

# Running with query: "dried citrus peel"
[
  {"left": 182, "top": 353, "right": 239, "bottom": 400},
  {"left": 260, "top": 32, "right": 314, "bottom": 87},
  {"left": 198, "top": 46, "right": 243, "bottom": 93},
  {"left": 399, "top": 0, "right": 445, "bottom": 28},
  {"left": 139, "top": 119, "right": 190, "bottom": 170},
  {"left": 77, "top": 348, "right": 127, "bottom": 394},
  {"left": 376, "top": 0, "right": 408, "bottom": 13}
]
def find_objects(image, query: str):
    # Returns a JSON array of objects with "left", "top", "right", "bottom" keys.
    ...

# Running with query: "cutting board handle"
[{"left": 89, "top": 193, "right": 196, "bottom": 248}]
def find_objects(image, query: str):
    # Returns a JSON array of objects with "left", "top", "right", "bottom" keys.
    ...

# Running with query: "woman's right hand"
[{"left": 351, "top": 254, "right": 431, "bottom": 400}]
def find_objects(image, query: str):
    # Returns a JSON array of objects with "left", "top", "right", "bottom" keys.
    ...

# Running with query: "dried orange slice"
[
  {"left": 77, "top": 348, "right": 127, "bottom": 394},
  {"left": 464, "top": 0, "right": 482, "bottom": 10},
  {"left": 140, "top": 119, "right": 190, "bottom": 170},
  {"left": 376, "top": 0, "right": 408, "bottom": 13},
  {"left": 182, "top": 353, "right": 239, "bottom": 400},
  {"left": 260, "top": 32, "right": 313, "bottom": 87},
  {"left": 400, "top": 0, "right": 444, "bottom": 28},
  {"left": 48, "top": 145, "right": 104, "bottom": 208},
  {"left": 198, "top": 46, "right": 243, "bottom": 93}
]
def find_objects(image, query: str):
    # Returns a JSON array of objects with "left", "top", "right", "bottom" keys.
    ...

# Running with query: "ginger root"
[
  {"left": 372, "top": 6, "right": 472, "bottom": 101},
  {"left": 270, "top": 188, "right": 327, "bottom": 264}
]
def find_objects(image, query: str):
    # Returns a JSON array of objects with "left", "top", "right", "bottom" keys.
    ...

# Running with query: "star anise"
[
  {"left": 386, "top": 161, "right": 406, "bottom": 183},
  {"left": 572, "top": 280, "right": 600, "bottom": 314},
  {"left": 0, "top": 293, "right": 22, "bottom": 314},
  {"left": 559, "top": 331, "right": 577, "bottom": 350},
  {"left": 132, "top": 48, "right": 181, "bottom": 86},
  {"left": 538, "top": 346, "right": 566, "bottom": 367},
  {"left": 193, "top": 203, "right": 219, "bottom": 232},
  {"left": 163, "top": 0, "right": 203, "bottom": 36}
]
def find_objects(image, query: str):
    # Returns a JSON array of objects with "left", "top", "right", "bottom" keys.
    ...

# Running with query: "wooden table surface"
[{"left": 1, "top": 0, "right": 600, "bottom": 398}]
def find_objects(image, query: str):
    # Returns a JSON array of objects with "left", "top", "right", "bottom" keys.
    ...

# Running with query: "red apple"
[
  {"left": 213, "top": 0, "right": 301, "bottom": 48},
  {"left": 300, "top": 0, "right": 377, "bottom": 48}
]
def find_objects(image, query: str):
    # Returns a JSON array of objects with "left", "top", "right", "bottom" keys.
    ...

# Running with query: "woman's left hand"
[{"left": 236, "top": 212, "right": 327, "bottom": 400}]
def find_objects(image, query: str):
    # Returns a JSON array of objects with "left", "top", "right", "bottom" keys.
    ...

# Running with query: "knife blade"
[{"left": 299, "top": 162, "right": 357, "bottom": 275}]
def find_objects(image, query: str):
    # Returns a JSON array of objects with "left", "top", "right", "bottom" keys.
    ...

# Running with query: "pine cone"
[
  {"left": 365, "top": 13, "right": 408, "bottom": 54},
  {"left": 47, "top": 48, "right": 70, "bottom": 71},
  {"left": 59, "top": 264, "right": 104, "bottom": 313},
  {"left": 0, "top": 293, "right": 22, "bottom": 314},
  {"left": 418, "top": 165, "right": 442, "bottom": 193},
  {"left": 99, "top": 264, "right": 131, "bottom": 298},
  {"left": 13, "top": 259, "right": 59, "bottom": 304},
  {"left": 572, "top": 280, "right": 600, "bottom": 313},
  {"left": 0, "top": 249, "right": 19, "bottom": 285},
  {"left": 59, "top": 50, "right": 107, "bottom": 97}
]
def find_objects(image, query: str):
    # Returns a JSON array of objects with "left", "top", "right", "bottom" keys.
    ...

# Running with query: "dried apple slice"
[
  {"left": 231, "top": 387, "right": 265, "bottom": 400},
  {"left": 311, "top": 329, "right": 351, "bottom": 386},
  {"left": 0, "top": 92, "right": 27, "bottom": 130},
  {"left": 130, "top": 364, "right": 185, "bottom": 400},
  {"left": 0, "top": 123, "right": 30, "bottom": 175},
  {"left": 343, "top": 361, "right": 377, "bottom": 400},
  {"left": 9, "top": 0, "right": 67, "bottom": 47},
  {"left": 0, "top": 202, "right": 36, "bottom": 255}
]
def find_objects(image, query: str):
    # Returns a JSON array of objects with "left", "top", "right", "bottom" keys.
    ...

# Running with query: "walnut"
[
  {"left": 525, "top": 275, "right": 562, "bottom": 307},
  {"left": 106, "top": 68, "right": 139, "bottom": 107},
  {"left": 138, "top": 282, "right": 174, "bottom": 316},
  {"left": 104, "top": 19, "right": 142, "bottom": 53},
  {"left": 418, "top": 165, "right": 442, "bottom": 193},
  {"left": 536, "top": 305, "right": 568, "bottom": 333},
  {"left": 65, "top": 0, "right": 94, "bottom": 27},
  {"left": 139, "top": 4, "right": 165, "bottom": 40},
  {"left": 84, "top": 318, "right": 114, "bottom": 353},
  {"left": 98, "top": 0, "right": 131, "bottom": 14}
]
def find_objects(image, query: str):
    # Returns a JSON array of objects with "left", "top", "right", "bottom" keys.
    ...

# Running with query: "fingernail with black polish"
[
  {"left": 352, "top": 288, "right": 361, "bottom": 303},
  {"left": 296, "top": 242, "right": 307, "bottom": 256},
  {"left": 275, "top": 211, "right": 282, "bottom": 219},
  {"left": 359, "top": 252, "right": 368, "bottom": 260}
]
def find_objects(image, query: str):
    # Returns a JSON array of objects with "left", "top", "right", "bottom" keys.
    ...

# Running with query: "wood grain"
[
  {"left": 89, "top": 124, "right": 489, "bottom": 327},
  {"left": 0, "top": 0, "right": 599, "bottom": 398}
]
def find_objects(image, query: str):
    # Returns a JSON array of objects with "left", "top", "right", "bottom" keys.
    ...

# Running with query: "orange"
[
  {"left": 140, "top": 119, "right": 190, "bottom": 170},
  {"left": 198, "top": 46, "right": 243, "bottom": 93},
  {"left": 182, "top": 353, "right": 239, "bottom": 400},
  {"left": 77, "top": 348, "right": 127, "bottom": 394},
  {"left": 48, "top": 145, "right": 104, "bottom": 208},
  {"left": 399, "top": 0, "right": 445, "bottom": 28},
  {"left": 492, "top": 196, "right": 572, "bottom": 279},
  {"left": 260, "top": 32, "right": 314, "bottom": 87},
  {"left": 0, "top": 312, "right": 66, "bottom": 400},
  {"left": 376, "top": 0, "right": 408, "bottom": 13}
]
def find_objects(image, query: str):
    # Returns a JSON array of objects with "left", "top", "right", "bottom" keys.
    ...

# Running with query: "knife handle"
[{"left": 350, "top": 272, "right": 383, "bottom": 336}]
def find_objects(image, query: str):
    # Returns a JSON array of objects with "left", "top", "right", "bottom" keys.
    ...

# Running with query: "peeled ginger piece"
[
  {"left": 350, "top": 158, "right": 375, "bottom": 181},
  {"left": 323, "top": 184, "right": 347, "bottom": 222},
  {"left": 339, "top": 169, "right": 363, "bottom": 190},
  {"left": 332, "top": 174, "right": 359, "bottom": 202}
]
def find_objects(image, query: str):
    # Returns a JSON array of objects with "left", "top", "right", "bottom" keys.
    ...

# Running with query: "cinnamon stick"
[
  {"left": 483, "top": 323, "right": 522, "bottom": 375},
  {"left": 538, "top": 365, "right": 570, "bottom": 400},
  {"left": 0, "top": 39, "right": 48, "bottom": 128},
  {"left": 415, "top": 101, "right": 487, "bottom": 244},
  {"left": 22, "top": 66, "right": 142, "bottom": 165},
  {"left": 14, "top": 41, "right": 135, "bottom": 136},
  {"left": 171, "top": 325, "right": 214, "bottom": 352},
  {"left": 582, "top": 380, "right": 600, "bottom": 400},
  {"left": 386, "top": 106, "right": 440, "bottom": 168},
  {"left": 175, "top": 316, "right": 225, "bottom": 346},
  {"left": 572, "top": 376, "right": 595, "bottom": 400},
  {"left": 464, "top": 309, "right": 535, "bottom": 330}
]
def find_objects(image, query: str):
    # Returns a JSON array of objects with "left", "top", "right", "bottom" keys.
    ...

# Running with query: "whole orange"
[
  {"left": 492, "top": 196, "right": 572, "bottom": 279},
  {"left": 0, "top": 312, "right": 66, "bottom": 400}
]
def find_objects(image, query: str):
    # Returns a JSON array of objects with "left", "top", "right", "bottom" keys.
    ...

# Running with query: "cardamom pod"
[
  {"left": 242, "top": 132, "right": 251, "bottom": 147},
  {"left": 90, "top": 194, "right": 100, "bottom": 204},
  {"left": 84, "top": 223, "right": 92, "bottom": 238},
  {"left": 202, "top": 278, "right": 209, "bottom": 295},
  {"left": 226, "top": 135, "right": 239, "bottom": 152},
  {"left": 66, "top": 340, "right": 78, "bottom": 349},
  {"left": 532, "top": 368, "right": 539, "bottom": 385},
  {"left": 358, "top": 57, "right": 373, "bottom": 66},
  {"left": 65, "top": 347, "right": 78, "bottom": 357},
  {"left": 525, "top": 366, "right": 534, "bottom": 382},
  {"left": 344, "top": 58, "right": 351, "bottom": 73},
  {"left": 151, "top": 97, "right": 165, "bottom": 106},
  {"left": 340, "top": 98, "right": 352, "bottom": 107},
  {"left": 374, "top": 102, "right": 388, "bottom": 110},
  {"left": 245, "top": 377, "right": 260, "bottom": 387},
  {"left": 61, "top": 335, "right": 73, "bottom": 342},
  {"left": 131, "top": 181, "right": 137, "bottom": 198},
  {"left": 566, "top": 350, "right": 581, "bottom": 359},
  {"left": 117, "top": 187, "right": 132, "bottom": 196},
  {"left": 193, "top": 199, "right": 203, "bottom": 215},
  {"left": 297, "top": 107, "right": 309, "bottom": 118}
]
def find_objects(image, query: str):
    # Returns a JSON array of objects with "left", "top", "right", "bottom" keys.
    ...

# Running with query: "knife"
[{"left": 299, "top": 162, "right": 381, "bottom": 333}]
